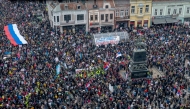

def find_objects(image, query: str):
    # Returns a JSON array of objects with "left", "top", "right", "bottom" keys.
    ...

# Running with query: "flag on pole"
[{"left": 116, "top": 52, "right": 122, "bottom": 58}]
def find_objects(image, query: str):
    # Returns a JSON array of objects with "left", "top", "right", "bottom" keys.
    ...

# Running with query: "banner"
[
  {"left": 75, "top": 68, "right": 105, "bottom": 78},
  {"left": 95, "top": 36, "right": 120, "bottom": 46}
]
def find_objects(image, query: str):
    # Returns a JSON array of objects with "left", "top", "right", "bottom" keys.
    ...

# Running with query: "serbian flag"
[
  {"left": 103, "top": 62, "right": 110, "bottom": 70},
  {"left": 116, "top": 52, "right": 122, "bottom": 58},
  {"left": 4, "top": 24, "right": 28, "bottom": 46}
]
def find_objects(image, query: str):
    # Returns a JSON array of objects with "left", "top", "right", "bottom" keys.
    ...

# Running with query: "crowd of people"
[{"left": 0, "top": 0, "right": 190, "bottom": 109}]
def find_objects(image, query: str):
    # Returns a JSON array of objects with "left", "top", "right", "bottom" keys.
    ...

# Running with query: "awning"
[
  {"left": 153, "top": 19, "right": 166, "bottom": 24},
  {"left": 166, "top": 18, "right": 178, "bottom": 23}
]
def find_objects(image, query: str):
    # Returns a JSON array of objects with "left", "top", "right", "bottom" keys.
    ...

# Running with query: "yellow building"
[{"left": 129, "top": 0, "right": 152, "bottom": 28}]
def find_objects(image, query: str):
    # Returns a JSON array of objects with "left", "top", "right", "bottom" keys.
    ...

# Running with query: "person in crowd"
[{"left": 0, "top": 0, "right": 190, "bottom": 109}]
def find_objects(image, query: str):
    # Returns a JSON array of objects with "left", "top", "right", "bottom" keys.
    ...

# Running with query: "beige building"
[
  {"left": 114, "top": 0, "right": 130, "bottom": 29},
  {"left": 130, "top": 0, "right": 152, "bottom": 28},
  {"left": 86, "top": 0, "right": 115, "bottom": 33}
]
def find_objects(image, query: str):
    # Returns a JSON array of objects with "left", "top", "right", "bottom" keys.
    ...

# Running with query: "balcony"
[
  {"left": 116, "top": 16, "right": 129, "bottom": 21},
  {"left": 76, "top": 20, "right": 86, "bottom": 24},
  {"left": 101, "top": 20, "right": 114, "bottom": 26},
  {"left": 60, "top": 20, "right": 75, "bottom": 25},
  {"left": 136, "top": 14, "right": 144, "bottom": 18}
]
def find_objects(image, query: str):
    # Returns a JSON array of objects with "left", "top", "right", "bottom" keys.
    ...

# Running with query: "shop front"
[
  {"left": 143, "top": 20, "right": 148, "bottom": 27},
  {"left": 75, "top": 25, "right": 86, "bottom": 33},
  {"left": 62, "top": 26, "right": 72, "bottom": 34},
  {"left": 116, "top": 21, "right": 129, "bottom": 30},
  {"left": 137, "top": 20, "right": 142, "bottom": 28},
  {"left": 101, "top": 25, "right": 113, "bottom": 33},
  {"left": 130, "top": 21, "right": 135, "bottom": 28}
]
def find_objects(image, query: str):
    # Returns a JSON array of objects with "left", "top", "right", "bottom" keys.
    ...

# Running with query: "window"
[
  {"left": 54, "top": 16, "right": 56, "bottom": 22},
  {"left": 95, "top": 15, "right": 98, "bottom": 20},
  {"left": 116, "top": 10, "right": 119, "bottom": 17},
  {"left": 101, "top": 14, "right": 104, "bottom": 20},
  {"left": 168, "top": 8, "right": 171, "bottom": 15},
  {"left": 131, "top": 6, "right": 135, "bottom": 14},
  {"left": 65, "top": 6, "right": 68, "bottom": 10},
  {"left": 154, "top": 9, "right": 157, "bottom": 15},
  {"left": 160, "top": 9, "right": 163, "bottom": 15},
  {"left": 64, "top": 15, "right": 71, "bottom": 22},
  {"left": 110, "top": 13, "right": 113, "bottom": 19},
  {"left": 173, "top": 9, "right": 177, "bottom": 14},
  {"left": 145, "top": 5, "right": 149, "bottom": 12},
  {"left": 125, "top": 10, "right": 128, "bottom": 16},
  {"left": 77, "top": 14, "right": 84, "bottom": 20},
  {"left": 187, "top": 7, "right": 190, "bottom": 13},
  {"left": 140, "top": 8, "right": 143, "bottom": 14},
  {"left": 77, "top": 6, "right": 81, "bottom": 10},
  {"left": 120, "top": 10, "right": 124, "bottom": 17},
  {"left": 57, "top": 16, "right": 59, "bottom": 22},
  {"left": 179, "top": 8, "right": 182, "bottom": 14},
  {"left": 90, "top": 15, "right": 93, "bottom": 21},
  {"left": 105, "top": 5, "right": 109, "bottom": 8}
]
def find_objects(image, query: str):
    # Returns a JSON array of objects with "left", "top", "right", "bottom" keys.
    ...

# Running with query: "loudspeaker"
[{"left": 132, "top": 49, "right": 146, "bottom": 62}]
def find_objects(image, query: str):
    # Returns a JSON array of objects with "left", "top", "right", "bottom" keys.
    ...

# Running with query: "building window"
[
  {"left": 105, "top": 5, "right": 109, "bottom": 8},
  {"left": 145, "top": 5, "right": 149, "bottom": 12},
  {"left": 77, "top": 14, "right": 84, "bottom": 20},
  {"left": 54, "top": 16, "right": 56, "bottom": 22},
  {"left": 154, "top": 9, "right": 157, "bottom": 15},
  {"left": 160, "top": 9, "right": 163, "bottom": 15},
  {"left": 110, "top": 13, "right": 113, "bottom": 19},
  {"left": 116, "top": 10, "right": 119, "bottom": 17},
  {"left": 173, "top": 9, "right": 177, "bottom": 14},
  {"left": 187, "top": 7, "right": 190, "bottom": 13},
  {"left": 101, "top": 14, "right": 104, "bottom": 20},
  {"left": 64, "top": 14, "right": 71, "bottom": 22},
  {"left": 95, "top": 15, "right": 98, "bottom": 20},
  {"left": 57, "top": 16, "right": 59, "bottom": 22},
  {"left": 179, "top": 8, "right": 182, "bottom": 14},
  {"left": 140, "top": 8, "right": 143, "bottom": 14},
  {"left": 65, "top": 6, "right": 68, "bottom": 10},
  {"left": 131, "top": 6, "right": 135, "bottom": 14},
  {"left": 120, "top": 10, "right": 124, "bottom": 17},
  {"left": 125, "top": 10, "right": 128, "bottom": 16},
  {"left": 168, "top": 8, "right": 171, "bottom": 15},
  {"left": 77, "top": 6, "right": 81, "bottom": 10},
  {"left": 90, "top": 15, "right": 93, "bottom": 21}
]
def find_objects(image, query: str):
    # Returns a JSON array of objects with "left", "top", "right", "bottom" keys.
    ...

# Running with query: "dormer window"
[
  {"left": 65, "top": 5, "right": 68, "bottom": 10},
  {"left": 77, "top": 5, "right": 81, "bottom": 10},
  {"left": 105, "top": 5, "right": 109, "bottom": 9}
]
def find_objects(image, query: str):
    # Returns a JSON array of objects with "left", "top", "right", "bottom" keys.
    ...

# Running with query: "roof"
[
  {"left": 59, "top": 2, "right": 86, "bottom": 11},
  {"left": 106, "top": 0, "right": 115, "bottom": 8},
  {"left": 153, "top": 0, "right": 190, "bottom": 3},
  {"left": 86, "top": 0, "right": 115, "bottom": 10},
  {"left": 114, "top": 0, "right": 130, "bottom": 7}
]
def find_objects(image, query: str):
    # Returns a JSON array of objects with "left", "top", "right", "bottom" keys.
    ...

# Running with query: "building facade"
[
  {"left": 114, "top": 0, "right": 130, "bottom": 29},
  {"left": 130, "top": 0, "right": 152, "bottom": 28},
  {"left": 86, "top": 0, "right": 115, "bottom": 33},
  {"left": 152, "top": 0, "right": 190, "bottom": 25},
  {"left": 47, "top": 1, "right": 88, "bottom": 33}
]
